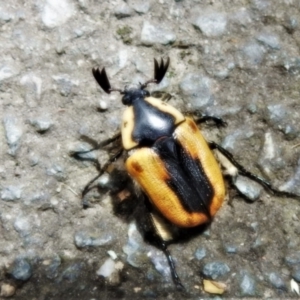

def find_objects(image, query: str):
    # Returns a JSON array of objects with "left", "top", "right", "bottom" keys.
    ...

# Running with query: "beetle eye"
[{"left": 122, "top": 94, "right": 131, "bottom": 105}]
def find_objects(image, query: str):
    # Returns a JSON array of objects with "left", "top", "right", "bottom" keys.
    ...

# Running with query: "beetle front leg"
[
  {"left": 184, "top": 110, "right": 227, "bottom": 127},
  {"left": 71, "top": 132, "right": 121, "bottom": 160},
  {"left": 209, "top": 141, "right": 300, "bottom": 200},
  {"left": 80, "top": 147, "right": 124, "bottom": 204},
  {"left": 70, "top": 132, "right": 123, "bottom": 206}
]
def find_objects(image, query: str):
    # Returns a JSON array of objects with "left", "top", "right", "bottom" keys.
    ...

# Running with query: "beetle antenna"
[
  {"left": 154, "top": 57, "right": 170, "bottom": 84},
  {"left": 92, "top": 67, "right": 124, "bottom": 94},
  {"left": 140, "top": 57, "right": 170, "bottom": 89}
]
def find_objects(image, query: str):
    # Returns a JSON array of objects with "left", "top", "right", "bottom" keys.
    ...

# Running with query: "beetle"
[{"left": 73, "top": 57, "right": 300, "bottom": 290}]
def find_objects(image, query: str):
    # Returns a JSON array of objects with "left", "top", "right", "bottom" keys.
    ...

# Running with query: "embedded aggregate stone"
[
  {"left": 0, "top": 64, "right": 20, "bottom": 81},
  {"left": 192, "top": 10, "right": 227, "bottom": 37},
  {"left": 9, "top": 258, "right": 32, "bottom": 281},
  {"left": 123, "top": 222, "right": 149, "bottom": 268},
  {"left": 224, "top": 245, "right": 237, "bottom": 254},
  {"left": 20, "top": 74, "right": 43, "bottom": 107},
  {"left": 30, "top": 117, "right": 53, "bottom": 133},
  {"left": 234, "top": 175, "right": 263, "bottom": 202},
  {"left": 74, "top": 231, "right": 114, "bottom": 248},
  {"left": 1, "top": 185, "right": 22, "bottom": 201},
  {"left": 194, "top": 247, "right": 206, "bottom": 261},
  {"left": 256, "top": 31, "right": 280, "bottom": 50},
  {"left": 41, "top": 0, "right": 75, "bottom": 28},
  {"left": 46, "top": 164, "right": 66, "bottom": 182},
  {"left": 128, "top": 0, "right": 151, "bottom": 14},
  {"left": 44, "top": 255, "right": 61, "bottom": 279},
  {"left": 13, "top": 215, "right": 31, "bottom": 237},
  {"left": 268, "top": 272, "right": 286, "bottom": 290},
  {"left": 3, "top": 116, "right": 23, "bottom": 156},
  {"left": 202, "top": 262, "right": 230, "bottom": 280},
  {"left": 114, "top": 2, "right": 133, "bottom": 19},
  {"left": 179, "top": 73, "right": 213, "bottom": 108},
  {"left": 149, "top": 250, "right": 171, "bottom": 281},
  {"left": 52, "top": 74, "right": 78, "bottom": 97},
  {"left": 239, "top": 270, "right": 257, "bottom": 297},
  {"left": 60, "top": 263, "right": 84, "bottom": 282},
  {"left": 285, "top": 251, "right": 300, "bottom": 266},
  {"left": 140, "top": 21, "right": 176, "bottom": 46},
  {"left": 241, "top": 41, "right": 265, "bottom": 65},
  {"left": 280, "top": 159, "right": 300, "bottom": 196}
]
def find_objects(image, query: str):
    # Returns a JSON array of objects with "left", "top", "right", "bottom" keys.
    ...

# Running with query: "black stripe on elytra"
[{"left": 153, "top": 136, "right": 214, "bottom": 217}]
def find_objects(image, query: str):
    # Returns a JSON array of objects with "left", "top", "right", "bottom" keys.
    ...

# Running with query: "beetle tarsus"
[{"left": 163, "top": 247, "right": 186, "bottom": 291}]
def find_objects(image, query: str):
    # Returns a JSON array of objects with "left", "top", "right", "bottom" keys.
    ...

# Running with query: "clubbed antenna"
[
  {"left": 154, "top": 57, "right": 170, "bottom": 84},
  {"left": 92, "top": 68, "right": 123, "bottom": 94},
  {"left": 141, "top": 57, "right": 170, "bottom": 89}
]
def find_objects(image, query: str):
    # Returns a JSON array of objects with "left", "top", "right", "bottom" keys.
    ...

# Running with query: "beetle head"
[
  {"left": 121, "top": 88, "right": 150, "bottom": 105},
  {"left": 92, "top": 57, "right": 170, "bottom": 106}
]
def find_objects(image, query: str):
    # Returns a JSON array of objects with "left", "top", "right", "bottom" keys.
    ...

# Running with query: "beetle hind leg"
[
  {"left": 135, "top": 197, "right": 185, "bottom": 291},
  {"left": 209, "top": 141, "right": 300, "bottom": 200}
]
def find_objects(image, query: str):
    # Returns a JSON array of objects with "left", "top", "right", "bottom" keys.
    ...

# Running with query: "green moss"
[
  {"left": 179, "top": 50, "right": 191, "bottom": 60},
  {"left": 116, "top": 26, "right": 133, "bottom": 44}
]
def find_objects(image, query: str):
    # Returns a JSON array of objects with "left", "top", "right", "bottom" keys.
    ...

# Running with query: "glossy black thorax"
[{"left": 124, "top": 88, "right": 176, "bottom": 146}]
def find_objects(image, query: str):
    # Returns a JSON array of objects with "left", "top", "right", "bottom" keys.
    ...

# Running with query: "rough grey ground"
[{"left": 1, "top": 0, "right": 300, "bottom": 299}]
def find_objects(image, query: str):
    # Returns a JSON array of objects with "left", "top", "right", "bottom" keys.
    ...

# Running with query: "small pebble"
[
  {"left": 194, "top": 247, "right": 206, "bottom": 260},
  {"left": 74, "top": 231, "right": 114, "bottom": 248},
  {"left": 0, "top": 283, "right": 16, "bottom": 297},
  {"left": 202, "top": 262, "right": 230, "bottom": 280},
  {"left": 30, "top": 117, "right": 53, "bottom": 133},
  {"left": 141, "top": 21, "right": 176, "bottom": 46},
  {"left": 97, "top": 258, "right": 115, "bottom": 277},
  {"left": 114, "top": 2, "right": 133, "bottom": 19},
  {"left": 98, "top": 100, "right": 108, "bottom": 111},
  {"left": 1, "top": 185, "right": 22, "bottom": 201},
  {"left": 179, "top": 73, "right": 213, "bottom": 108},
  {"left": 3, "top": 115, "right": 23, "bottom": 156},
  {"left": 234, "top": 175, "right": 263, "bottom": 202},
  {"left": 192, "top": 10, "right": 227, "bottom": 37},
  {"left": 42, "top": 0, "right": 75, "bottom": 28},
  {"left": 239, "top": 270, "right": 256, "bottom": 296},
  {"left": 241, "top": 42, "right": 265, "bottom": 65},
  {"left": 268, "top": 272, "right": 286, "bottom": 290},
  {"left": 128, "top": 0, "right": 150, "bottom": 14},
  {"left": 10, "top": 258, "right": 32, "bottom": 281}
]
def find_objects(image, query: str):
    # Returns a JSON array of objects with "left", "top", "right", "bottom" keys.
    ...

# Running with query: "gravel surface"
[{"left": 1, "top": 0, "right": 300, "bottom": 299}]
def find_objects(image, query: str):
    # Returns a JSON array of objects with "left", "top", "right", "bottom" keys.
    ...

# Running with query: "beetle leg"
[
  {"left": 150, "top": 91, "right": 172, "bottom": 102},
  {"left": 81, "top": 147, "right": 124, "bottom": 207},
  {"left": 184, "top": 110, "right": 227, "bottom": 127},
  {"left": 195, "top": 114, "right": 227, "bottom": 127},
  {"left": 135, "top": 197, "right": 185, "bottom": 291},
  {"left": 72, "top": 132, "right": 121, "bottom": 158},
  {"left": 162, "top": 244, "right": 185, "bottom": 291},
  {"left": 71, "top": 132, "right": 123, "bottom": 207},
  {"left": 209, "top": 141, "right": 300, "bottom": 200}
]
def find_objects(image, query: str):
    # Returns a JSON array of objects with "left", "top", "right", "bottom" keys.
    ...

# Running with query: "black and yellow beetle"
[{"left": 74, "top": 58, "right": 299, "bottom": 290}]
